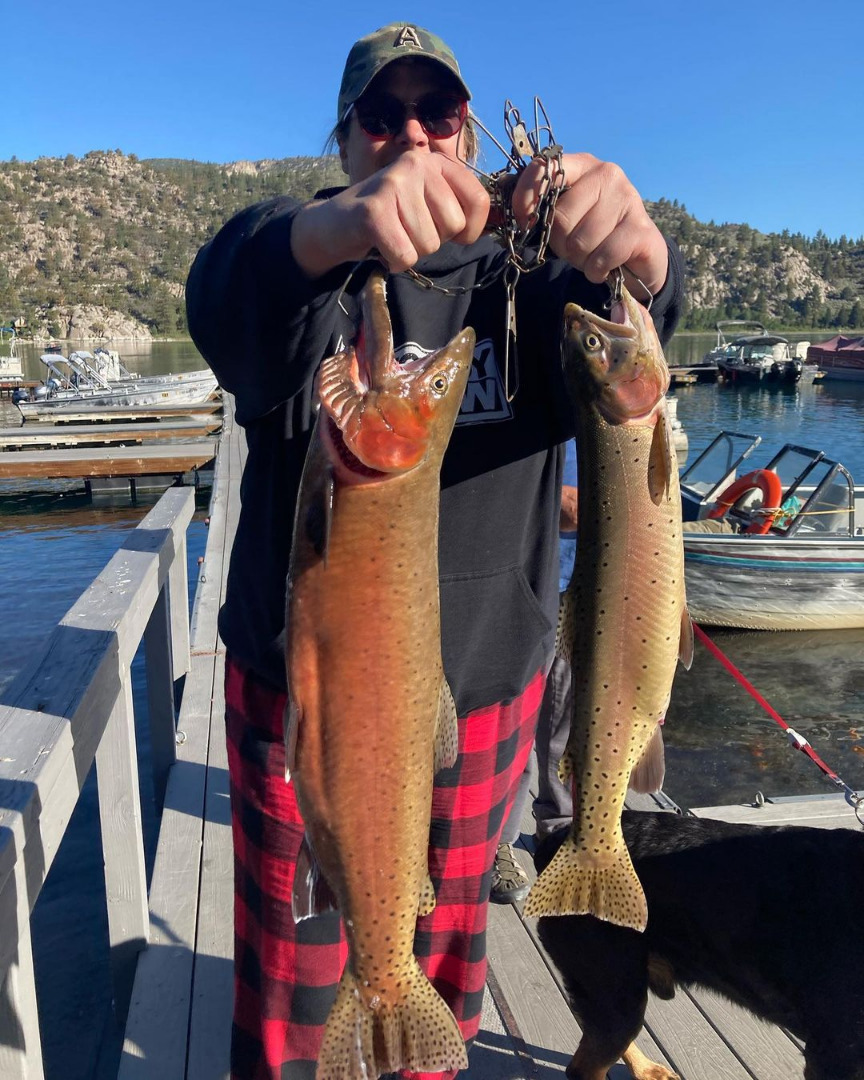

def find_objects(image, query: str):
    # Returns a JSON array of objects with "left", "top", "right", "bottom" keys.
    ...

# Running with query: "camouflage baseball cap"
[{"left": 337, "top": 24, "right": 471, "bottom": 122}]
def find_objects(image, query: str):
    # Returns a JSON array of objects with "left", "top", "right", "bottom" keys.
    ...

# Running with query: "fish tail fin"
[
  {"left": 523, "top": 835, "right": 648, "bottom": 931},
  {"left": 317, "top": 963, "right": 468, "bottom": 1080},
  {"left": 629, "top": 723, "right": 666, "bottom": 794}
]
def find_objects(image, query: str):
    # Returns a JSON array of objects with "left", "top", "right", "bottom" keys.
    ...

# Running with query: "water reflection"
[{"left": 668, "top": 625, "right": 864, "bottom": 810}]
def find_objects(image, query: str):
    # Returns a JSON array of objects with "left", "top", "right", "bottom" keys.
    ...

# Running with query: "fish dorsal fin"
[
  {"left": 418, "top": 872, "right": 437, "bottom": 917},
  {"left": 647, "top": 409, "right": 673, "bottom": 505},
  {"left": 679, "top": 605, "right": 695, "bottom": 670},
  {"left": 292, "top": 834, "right": 339, "bottom": 922},
  {"left": 433, "top": 678, "right": 460, "bottom": 774},
  {"left": 629, "top": 723, "right": 666, "bottom": 794}
]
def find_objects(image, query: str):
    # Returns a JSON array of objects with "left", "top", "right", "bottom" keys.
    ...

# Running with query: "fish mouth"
[{"left": 321, "top": 412, "right": 390, "bottom": 484}]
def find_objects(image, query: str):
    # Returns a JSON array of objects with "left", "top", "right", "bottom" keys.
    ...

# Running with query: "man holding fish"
[{"left": 186, "top": 21, "right": 684, "bottom": 1080}]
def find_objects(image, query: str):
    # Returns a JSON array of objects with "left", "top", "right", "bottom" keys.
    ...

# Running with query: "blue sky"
[{"left": 7, "top": 0, "right": 863, "bottom": 240}]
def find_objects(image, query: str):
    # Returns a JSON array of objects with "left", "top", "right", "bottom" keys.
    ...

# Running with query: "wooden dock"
[
  {"left": 0, "top": 441, "right": 218, "bottom": 481},
  {"left": 0, "top": 412, "right": 221, "bottom": 490},
  {"left": 1, "top": 392, "right": 861, "bottom": 1079},
  {"left": 669, "top": 364, "right": 720, "bottom": 384}
]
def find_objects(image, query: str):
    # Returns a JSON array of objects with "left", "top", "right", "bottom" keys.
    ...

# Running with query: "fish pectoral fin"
[
  {"left": 629, "top": 724, "right": 666, "bottom": 794},
  {"left": 679, "top": 605, "right": 695, "bottom": 670},
  {"left": 555, "top": 590, "right": 574, "bottom": 664},
  {"left": 647, "top": 410, "right": 673, "bottom": 505},
  {"left": 433, "top": 678, "right": 460, "bottom": 774},
  {"left": 418, "top": 872, "right": 437, "bottom": 917},
  {"left": 305, "top": 462, "right": 334, "bottom": 561},
  {"left": 522, "top": 837, "right": 648, "bottom": 931},
  {"left": 292, "top": 834, "right": 339, "bottom": 922},
  {"left": 317, "top": 962, "right": 468, "bottom": 1079},
  {"left": 557, "top": 748, "right": 575, "bottom": 784},
  {"left": 283, "top": 697, "right": 300, "bottom": 780}
]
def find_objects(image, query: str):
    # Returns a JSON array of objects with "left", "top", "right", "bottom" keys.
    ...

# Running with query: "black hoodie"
[{"left": 186, "top": 191, "right": 684, "bottom": 713}]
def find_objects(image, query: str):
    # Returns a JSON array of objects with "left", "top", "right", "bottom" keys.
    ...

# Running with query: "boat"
[
  {"left": 679, "top": 430, "right": 864, "bottom": 630},
  {"left": 0, "top": 326, "right": 24, "bottom": 382},
  {"left": 15, "top": 352, "right": 219, "bottom": 422},
  {"left": 806, "top": 335, "right": 864, "bottom": 382}
]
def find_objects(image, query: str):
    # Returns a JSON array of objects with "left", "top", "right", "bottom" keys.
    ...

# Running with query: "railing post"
[
  {"left": 0, "top": 861, "right": 44, "bottom": 1079},
  {"left": 95, "top": 677, "right": 149, "bottom": 1023},
  {"left": 169, "top": 532, "right": 191, "bottom": 686},
  {"left": 144, "top": 584, "right": 178, "bottom": 808}
]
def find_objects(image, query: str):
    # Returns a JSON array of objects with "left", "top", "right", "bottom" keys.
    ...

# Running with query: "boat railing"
[
  {"left": 0, "top": 486, "right": 196, "bottom": 1076},
  {"left": 67, "top": 351, "right": 114, "bottom": 390}
]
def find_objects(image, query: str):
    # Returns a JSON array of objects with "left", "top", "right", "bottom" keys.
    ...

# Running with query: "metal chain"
[{"left": 402, "top": 97, "right": 567, "bottom": 298}]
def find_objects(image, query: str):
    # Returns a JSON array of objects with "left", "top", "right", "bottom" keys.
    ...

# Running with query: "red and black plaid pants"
[{"left": 225, "top": 655, "right": 543, "bottom": 1080}]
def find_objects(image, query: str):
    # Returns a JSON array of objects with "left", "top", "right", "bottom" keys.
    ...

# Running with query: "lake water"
[{"left": 2, "top": 336, "right": 863, "bottom": 1075}]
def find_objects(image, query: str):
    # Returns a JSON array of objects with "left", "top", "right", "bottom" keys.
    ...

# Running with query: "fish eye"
[
  {"left": 584, "top": 333, "right": 602, "bottom": 350},
  {"left": 430, "top": 374, "right": 449, "bottom": 394}
]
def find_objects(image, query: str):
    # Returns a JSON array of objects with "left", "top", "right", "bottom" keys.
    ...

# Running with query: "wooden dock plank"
[
  {"left": 689, "top": 792, "right": 859, "bottom": 829},
  {"left": 0, "top": 441, "right": 217, "bottom": 479},
  {"left": 0, "top": 420, "right": 221, "bottom": 449}
]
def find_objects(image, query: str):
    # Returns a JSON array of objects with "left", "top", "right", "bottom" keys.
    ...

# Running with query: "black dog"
[{"left": 534, "top": 810, "right": 864, "bottom": 1080}]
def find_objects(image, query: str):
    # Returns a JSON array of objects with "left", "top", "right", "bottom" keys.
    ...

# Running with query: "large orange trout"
[
  {"left": 284, "top": 268, "right": 474, "bottom": 1080},
  {"left": 524, "top": 286, "right": 693, "bottom": 931}
]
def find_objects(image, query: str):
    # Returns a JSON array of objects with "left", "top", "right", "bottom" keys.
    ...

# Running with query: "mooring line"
[{"left": 693, "top": 622, "right": 863, "bottom": 822}]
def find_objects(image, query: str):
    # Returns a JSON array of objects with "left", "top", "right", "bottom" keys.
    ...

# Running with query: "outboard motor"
[{"left": 11, "top": 387, "right": 30, "bottom": 404}]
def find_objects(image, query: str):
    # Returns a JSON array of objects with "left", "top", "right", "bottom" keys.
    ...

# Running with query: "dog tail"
[{"left": 523, "top": 836, "right": 648, "bottom": 931}]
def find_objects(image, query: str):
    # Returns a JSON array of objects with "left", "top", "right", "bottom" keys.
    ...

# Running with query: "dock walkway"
[{"left": 118, "top": 396, "right": 861, "bottom": 1080}]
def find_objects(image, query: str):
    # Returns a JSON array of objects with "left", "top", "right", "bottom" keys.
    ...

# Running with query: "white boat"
[
  {"left": 680, "top": 431, "right": 864, "bottom": 630},
  {"left": 15, "top": 352, "right": 219, "bottom": 422},
  {"left": 0, "top": 326, "right": 24, "bottom": 382}
]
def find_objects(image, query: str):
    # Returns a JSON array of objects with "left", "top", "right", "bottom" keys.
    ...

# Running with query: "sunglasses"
[{"left": 352, "top": 91, "right": 468, "bottom": 140}]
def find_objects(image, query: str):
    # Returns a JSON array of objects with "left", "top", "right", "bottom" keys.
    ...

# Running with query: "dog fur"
[{"left": 533, "top": 810, "right": 864, "bottom": 1080}]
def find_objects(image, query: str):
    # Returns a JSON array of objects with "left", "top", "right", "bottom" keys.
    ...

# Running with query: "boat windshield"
[
  {"left": 771, "top": 462, "right": 855, "bottom": 538},
  {"left": 679, "top": 432, "right": 761, "bottom": 499}
]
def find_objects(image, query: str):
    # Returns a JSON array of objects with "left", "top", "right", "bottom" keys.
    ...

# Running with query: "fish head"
[
  {"left": 318, "top": 269, "right": 474, "bottom": 483},
  {"left": 562, "top": 286, "right": 670, "bottom": 425}
]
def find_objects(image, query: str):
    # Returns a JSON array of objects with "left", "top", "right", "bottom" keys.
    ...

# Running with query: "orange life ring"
[{"left": 707, "top": 469, "right": 783, "bottom": 534}]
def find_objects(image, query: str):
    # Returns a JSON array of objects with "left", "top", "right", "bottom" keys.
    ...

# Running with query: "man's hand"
[
  {"left": 511, "top": 153, "right": 668, "bottom": 298},
  {"left": 559, "top": 484, "right": 579, "bottom": 533},
  {"left": 292, "top": 153, "right": 490, "bottom": 279}
]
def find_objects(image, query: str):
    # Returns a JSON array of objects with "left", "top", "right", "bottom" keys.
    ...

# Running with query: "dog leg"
[
  {"left": 622, "top": 1041, "right": 681, "bottom": 1080},
  {"left": 564, "top": 1036, "right": 618, "bottom": 1080}
]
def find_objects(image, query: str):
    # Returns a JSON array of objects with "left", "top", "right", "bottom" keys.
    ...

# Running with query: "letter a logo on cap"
[{"left": 395, "top": 25, "right": 423, "bottom": 48}]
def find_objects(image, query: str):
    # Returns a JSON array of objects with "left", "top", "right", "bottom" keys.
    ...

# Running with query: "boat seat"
[{"left": 682, "top": 518, "right": 738, "bottom": 534}]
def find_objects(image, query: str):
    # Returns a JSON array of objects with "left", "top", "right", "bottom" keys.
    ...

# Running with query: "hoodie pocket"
[{"left": 440, "top": 564, "right": 554, "bottom": 716}]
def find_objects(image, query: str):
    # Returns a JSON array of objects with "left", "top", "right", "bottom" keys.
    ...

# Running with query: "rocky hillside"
[{"left": 0, "top": 151, "right": 861, "bottom": 339}]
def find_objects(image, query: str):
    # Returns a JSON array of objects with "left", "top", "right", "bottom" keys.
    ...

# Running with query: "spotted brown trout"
[
  {"left": 524, "top": 285, "right": 693, "bottom": 931},
  {"left": 284, "top": 268, "right": 474, "bottom": 1080}
]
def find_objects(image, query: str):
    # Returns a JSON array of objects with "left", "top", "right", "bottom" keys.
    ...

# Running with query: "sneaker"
[{"left": 490, "top": 842, "right": 531, "bottom": 904}]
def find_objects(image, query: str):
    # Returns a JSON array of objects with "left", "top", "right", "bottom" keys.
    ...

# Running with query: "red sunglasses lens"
[{"left": 355, "top": 93, "right": 466, "bottom": 139}]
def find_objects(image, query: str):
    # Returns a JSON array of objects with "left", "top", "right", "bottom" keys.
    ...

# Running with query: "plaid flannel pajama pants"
[{"left": 225, "top": 655, "right": 544, "bottom": 1080}]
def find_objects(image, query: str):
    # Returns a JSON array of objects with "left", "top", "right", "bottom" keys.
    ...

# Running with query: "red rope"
[{"left": 692, "top": 622, "right": 849, "bottom": 790}]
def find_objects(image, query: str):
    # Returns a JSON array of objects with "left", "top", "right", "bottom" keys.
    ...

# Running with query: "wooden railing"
[{"left": 0, "top": 486, "right": 196, "bottom": 1078}]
